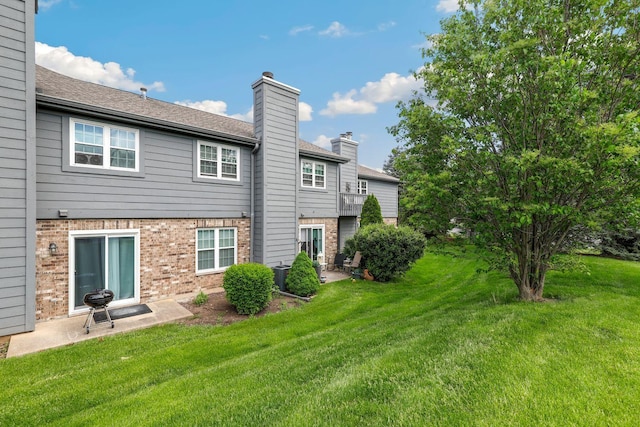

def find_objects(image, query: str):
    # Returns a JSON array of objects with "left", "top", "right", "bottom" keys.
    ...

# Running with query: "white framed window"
[
  {"left": 68, "top": 229, "right": 140, "bottom": 315},
  {"left": 196, "top": 228, "right": 237, "bottom": 273},
  {"left": 299, "top": 224, "right": 325, "bottom": 262},
  {"left": 70, "top": 118, "right": 139, "bottom": 171},
  {"left": 301, "top": 161, "right": 326, "bottom": 189},
  {"left": 197, "top": 141, "right": 239, "bottom": 181},
  {"left": 358, "top": 179, "right": 368, "bottom": 195}
]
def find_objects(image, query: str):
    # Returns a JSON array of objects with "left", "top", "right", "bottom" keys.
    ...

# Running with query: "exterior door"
[
  {"left": 71, "top": 232, "right": 138, "bottom": 312},
  {"left": 299, "top": 225, "right": 324, "bottom": 261}
]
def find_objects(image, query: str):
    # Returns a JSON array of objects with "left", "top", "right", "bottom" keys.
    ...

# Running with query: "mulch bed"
[{"left": 177, "top": 291, "right": 304, "bottom": 326}]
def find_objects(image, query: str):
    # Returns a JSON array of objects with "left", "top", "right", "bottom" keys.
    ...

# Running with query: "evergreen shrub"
[
  {"left": 286, "top": 252, "right": 320, "bottom": 296},
  {"left": 223, "top": 263, "right": 274, "bottom": 315},
  {"left": 360, "top": 194, "right": 384, "bottom": 226}
]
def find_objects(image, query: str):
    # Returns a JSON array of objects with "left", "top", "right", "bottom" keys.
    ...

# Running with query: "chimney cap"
[
  {"left": 345, "top": 131, "right": 353, "bottom": 139},
  {"left": 262, "top": 71, "right": 274, "bottom": 79}
]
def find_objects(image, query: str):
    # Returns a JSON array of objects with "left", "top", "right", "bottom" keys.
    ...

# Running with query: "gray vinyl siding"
[
  {"left": 297, "top": 158, "right": 339, "bottom": 218},
  {"left": 36, "top": 110, "right": 251, "bottom": 219},
  {"left": 368, "top": 179, "right": 398, "bottom": 218},
  {"left": 332, "top": 139, "right": 358, "bottom": 193},
  {"left": 0, "top": 0, "right": 35, "bottom": 336},
  {"left": 252, "top": 78, "right": 299, "bottom": 267},
  {"left": 338, "top": 217, "right": 358, "bottom": 251}
]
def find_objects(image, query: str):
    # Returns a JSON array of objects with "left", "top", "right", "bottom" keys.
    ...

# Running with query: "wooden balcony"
[{"left": 339, "top": 193, "right": 366, "bottom": 217}]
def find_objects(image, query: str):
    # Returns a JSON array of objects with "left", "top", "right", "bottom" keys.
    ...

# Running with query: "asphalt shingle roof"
[
  {"left": 35, "top": 65, "right": 398, "bottom": 180},
  {"left": 36, "top": 65, "right": 256, "bottom": 141},
  {"left": 358, "top": 165, "right": 400, "bottom": 183}
]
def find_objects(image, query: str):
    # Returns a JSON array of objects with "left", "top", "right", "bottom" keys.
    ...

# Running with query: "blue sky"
[{"left": 35, "top": 0, "right": 458, "bottom": 169}]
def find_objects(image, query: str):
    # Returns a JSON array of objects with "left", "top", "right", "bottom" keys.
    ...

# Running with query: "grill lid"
[{"left": 83, "top": 289, "right": 114, "bottom": 308}]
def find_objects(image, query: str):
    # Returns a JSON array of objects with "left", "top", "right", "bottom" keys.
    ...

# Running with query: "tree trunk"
[{"left": 510, "top": 258, "right": 547, "bottom": 301}]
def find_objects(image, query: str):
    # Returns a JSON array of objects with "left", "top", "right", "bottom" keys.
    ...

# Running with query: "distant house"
[{"left": 0, "top": 0, "right": 399, "bottom": 335}]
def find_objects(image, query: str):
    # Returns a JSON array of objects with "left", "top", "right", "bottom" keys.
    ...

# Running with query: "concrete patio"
[{"left": 6, "top": 269, "right": 350, "bottom": 358}]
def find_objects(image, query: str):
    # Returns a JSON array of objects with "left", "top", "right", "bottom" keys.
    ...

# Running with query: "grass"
[{"left": 2, "top": 249, "right": 640, "bottom": 426}]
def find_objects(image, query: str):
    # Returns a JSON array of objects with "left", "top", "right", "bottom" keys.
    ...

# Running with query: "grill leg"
[
  {"left": 83, "top": 307, "right": 96, "bottom": 334},
  {"left": 104, "top": 306, "right": 114, "bottom": 328}
]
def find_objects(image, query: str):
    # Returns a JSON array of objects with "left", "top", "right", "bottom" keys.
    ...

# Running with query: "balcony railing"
[{"left": 340, "top": 193, "right": 367, "bottom": 217}]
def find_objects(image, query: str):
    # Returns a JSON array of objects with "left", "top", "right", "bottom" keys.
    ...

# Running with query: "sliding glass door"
[
  {"left": 71, "top": 231, "right": 139, "bottom": 312},
  {"left": 299, "top": 225, "right": 324, "bottom": 262}
]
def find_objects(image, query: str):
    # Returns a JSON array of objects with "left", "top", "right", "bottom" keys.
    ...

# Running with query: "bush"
[
  {"left": 286, "top": 252, "right": 320, "bottom": 296},
  {"left": 349, "top": 224, "right": 426, "bottom": 282},
  {"left": 194, "top": 291, "right": 208, "bottom": 306},
  {"left": 360, "top": 194, "right": 384, "bottom": 226},
  {"left": 343, "top": 237, "right": 358, "bottom": 259},
  {"left": 600, "top": 228, "right": 640, "bottom": 261},
  {"left": 223, "top": 263, "right": 274, "bottom": 315}
]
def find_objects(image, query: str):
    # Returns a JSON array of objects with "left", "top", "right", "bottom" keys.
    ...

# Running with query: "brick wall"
[
  {"left": 35, "top": 218, "right": 250, "bottom": 321},
  {"left": 298, "top": 217, "right": 338, "bottom": 267},
  {"left": 383, "top": 217, "right": 398, "bottom": 226}
]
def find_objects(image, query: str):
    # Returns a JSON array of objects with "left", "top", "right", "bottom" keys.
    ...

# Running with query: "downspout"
[{"left": 250, "top": 140, "right": 261, "bottom": 263}]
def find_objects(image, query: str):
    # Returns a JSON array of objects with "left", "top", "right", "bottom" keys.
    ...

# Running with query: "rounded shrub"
[
  {"left": 351, "top": 224, "right": 426, "bottom": 282},
  {"left": 286, "top": 252, "right": 320, "bottom": 297},
  {"left": 223, "top": 263, "right": 274, "bottom": 315}
]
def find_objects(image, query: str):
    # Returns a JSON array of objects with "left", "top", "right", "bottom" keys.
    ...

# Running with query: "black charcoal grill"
[{"left": 82, "top": 289, "right": 115, "bottom": 334}]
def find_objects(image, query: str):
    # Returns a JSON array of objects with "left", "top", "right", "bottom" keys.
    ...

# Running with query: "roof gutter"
[{"left": 298, "top": 149, "right": 349, "bottom": 164}]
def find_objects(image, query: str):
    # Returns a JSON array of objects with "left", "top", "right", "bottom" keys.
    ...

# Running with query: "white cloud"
[
  {"left": 319, "top": 21, "right": 349, "bottom": 38},
  {"left": 299, "top": 101, "right": 313, "bottom": 121},
  {"left": 412, "top": 39, "right": 433, "bottom": 50},
  {"left": 35, "top": 42, "right": 165, "bottom": 92},
  {"left": 320, "top": 90, "right": 377, "bottom": 116},
  {"left": 175, "top": 101, "right": 310, "bottom": 123},
  {"left": 360, "top": 72, "right": 423, "bottom": 103},
  {"left": 436, "top": 0, "right": 459, "bottom": 13},
  {"left": 289, "top": 25, "right": 314, "bottom": 36},
  {"left": 320, "top": 71, "right": 423, "bottom": 117},
  {"left": 175, "top": 99, "right": 253, "bottom": 122},
  {"left": 38, "top": 0, "right": 62, "bottom": 11},
  {"left": 377, "top": 21, "right": 396, "bottom": 32},
  {"left": 259, "top": 35, "right": 270, "bottom": 40},
  {"left": 174, "top": 100, "right": 229, "bottom": 115},
  {"left": 311, "top": 135, "right": 333, "bottom": 149},
  {"left": 230, "top": 108, "right": 254, "bottom": 122}
]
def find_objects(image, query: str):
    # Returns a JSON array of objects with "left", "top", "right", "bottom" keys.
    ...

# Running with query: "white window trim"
[
  {"left": 299, "top": 224, "right": 325, "bottom": 262},
  {"left": 301, "top": 160, "right": 326, "bottom": 189},
  {"left": 68, "top": 229, "right": 141, "bottom": 316},
  {"left": 196, "top": 227, "right": 238, "bottom": 274},
  {"left": 358, "top": 179, "right": 368, "bottom": 195},
  {"left": 70, "top": 118, "right": 140, "bottom": 172},
  {"left": 197, "top": 141, "right": 241, "bottom": 181}
]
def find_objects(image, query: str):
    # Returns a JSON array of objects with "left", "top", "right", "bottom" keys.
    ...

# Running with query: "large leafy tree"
[{"left": 389, "top": 0, "right": 640, "bottom": 300}]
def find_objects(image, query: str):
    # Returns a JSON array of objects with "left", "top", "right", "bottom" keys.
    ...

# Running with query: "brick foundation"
[{"left": 35, "top": 218, "right": 250, "bottom": 321}]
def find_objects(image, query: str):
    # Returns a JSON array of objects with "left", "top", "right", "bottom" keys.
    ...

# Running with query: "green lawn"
[{"left": 2, "top": 249, "right": 640, "bottom": 426}]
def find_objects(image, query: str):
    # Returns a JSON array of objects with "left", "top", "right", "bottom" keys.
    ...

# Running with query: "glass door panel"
[
  {"left": 299, "top": 228, "right": 312, "bottom": 259},
  {"left": 74, "top": 237, "right": 105, "bottom": 308},
  {"left": 73, "top": 235, "right": 136, "bottom": 310},
  {"left": 299, "top": 227, "right": 324, "bottom": 261},
  {"left": 108, "top": 236, "right": 135, "bottom": 300}
]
